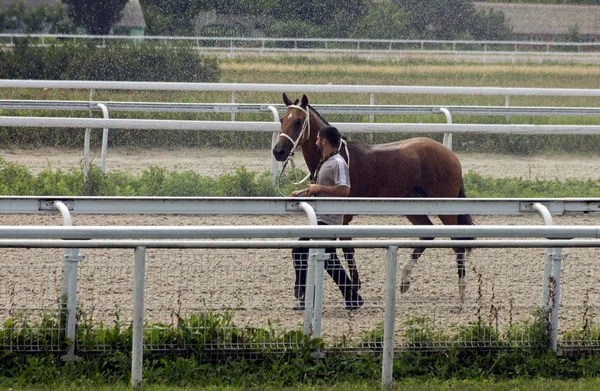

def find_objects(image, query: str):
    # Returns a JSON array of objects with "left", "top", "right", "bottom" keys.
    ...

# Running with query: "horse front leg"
[{"left": 400, "top": 243, "right": 429, "bottom": 293}]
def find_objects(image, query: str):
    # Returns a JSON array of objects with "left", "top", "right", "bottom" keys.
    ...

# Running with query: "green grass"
[{"left": 0, "top": 158, "right": 599, "bottom": 197}]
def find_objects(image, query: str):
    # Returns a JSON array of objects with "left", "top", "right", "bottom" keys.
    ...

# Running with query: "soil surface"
[{"left": 1, "top": 147, "right": 599, "bottom": 346}]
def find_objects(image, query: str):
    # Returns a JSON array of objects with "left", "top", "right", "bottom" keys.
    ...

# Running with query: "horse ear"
[
  {"left": 282, "top": 93, "right": 292, "bottom": 106},
  {"left": 301, "top": 94, "right": 309, "bottom": 108}
]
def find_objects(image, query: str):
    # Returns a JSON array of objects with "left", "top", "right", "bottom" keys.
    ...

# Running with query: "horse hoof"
[{"left": 400, "top": 281, "right": 410, "bottom": 293}]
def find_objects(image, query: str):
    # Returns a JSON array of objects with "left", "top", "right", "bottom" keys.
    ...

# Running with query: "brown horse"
[{"left": 272, "top": 93, "right": 474, "bottom": 299}]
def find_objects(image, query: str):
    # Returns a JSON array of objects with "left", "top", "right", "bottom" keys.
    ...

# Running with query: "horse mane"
[
  {"left": 308, "top": 104, "right": 351, "bottom": 141},
  {"left": 308, "top": 104, "right": 330, "bottom": 125}
]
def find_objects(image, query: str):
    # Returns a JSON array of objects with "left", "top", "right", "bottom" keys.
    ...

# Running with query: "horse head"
[{"left": 272, "top": 93, "right": 312, "bottom": 162}]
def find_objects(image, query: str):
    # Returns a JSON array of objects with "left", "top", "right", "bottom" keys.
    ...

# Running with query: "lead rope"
[{"left": 340, "top": 138, "right": 350, "bottom": 168}]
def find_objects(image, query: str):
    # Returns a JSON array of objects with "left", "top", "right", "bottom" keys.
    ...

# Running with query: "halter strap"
[
  {"left": 276, "top": 105, "right": 312, "bottom": 194},
  {"left": 278, "top": 105, "right": 311, "bottom": 159},
  {"left": 277, "top": 105, "right": 311, "bottom": 185}
]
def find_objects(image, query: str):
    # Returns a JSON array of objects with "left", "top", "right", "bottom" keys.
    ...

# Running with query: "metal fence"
[
  {"left": 2, "top": 197, "right": 600, "bottom": 386},
  {"left": 0, "top": 34, "right": 598, "bottom": 63}
]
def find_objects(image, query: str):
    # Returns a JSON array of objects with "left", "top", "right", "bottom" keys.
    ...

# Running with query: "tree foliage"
[
  {"left": 140, "top": 0, "right": 211, "bottom": 36},
  {"left": 61, "top": 0, "right": 128, "bottom": 35},
  {"left": 0, "top": 3, "right": 74, "bottom": 33}
]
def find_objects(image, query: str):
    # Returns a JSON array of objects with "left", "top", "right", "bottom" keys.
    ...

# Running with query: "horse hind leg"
[
  {"left": 439, "top": 214, "right": 473, "bottom": 301},
  {"left": 401, "top": 215, "right": 434, "bottom": 293}
]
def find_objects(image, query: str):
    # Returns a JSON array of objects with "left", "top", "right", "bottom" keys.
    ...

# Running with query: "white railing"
[
  {"left": 2, "top": 221, "right": 600, "bottom": 388},
  {"left": 4, "top": 196, "right": 600, "bottom": 385},
  {"left": 3, "top": 100, "right": 600, "bottom": 117},
  {"left": 1, "top": 34, "right": 599, "bottom": 61},
  {"left": 1, "top": 79, "right": 599, "bottom": 97}
]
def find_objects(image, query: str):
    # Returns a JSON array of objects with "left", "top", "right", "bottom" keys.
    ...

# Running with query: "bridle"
[
  {"left": 276, "top": 105, "right": 312, "bottom": 194},
  {"left": 278, "top": 105, "right": 311, "bottom": 166}
]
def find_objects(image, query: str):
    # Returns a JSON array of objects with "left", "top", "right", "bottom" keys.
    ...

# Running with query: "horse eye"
[{"left": 295, "top": 119, "right": 302, "bottom": 126}]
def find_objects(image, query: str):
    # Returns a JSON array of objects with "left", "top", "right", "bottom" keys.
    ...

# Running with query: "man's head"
[{"left": 316, "top": 126, "right": 341, "bottom": 154}]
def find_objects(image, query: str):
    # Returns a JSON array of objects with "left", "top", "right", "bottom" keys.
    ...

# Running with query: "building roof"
[
  {"left": 114, "top": 0, "right": 146, "bottom": 29},
  {"left": 474, "top": 2, "right": 600, "bottom": 36}
]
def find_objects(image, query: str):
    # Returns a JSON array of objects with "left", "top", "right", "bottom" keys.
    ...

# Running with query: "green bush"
[{"left": 0, "top": 40, "right": 220, "bottom": 82}]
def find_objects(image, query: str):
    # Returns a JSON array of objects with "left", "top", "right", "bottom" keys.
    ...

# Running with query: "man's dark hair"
[{"left": 318, "top": 126, "right": 341, "bottom": 149}]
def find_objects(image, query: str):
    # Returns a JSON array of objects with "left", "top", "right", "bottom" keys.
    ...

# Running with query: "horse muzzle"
[{"left": 272, "top": 145, "right": 290, "bottom": 162}]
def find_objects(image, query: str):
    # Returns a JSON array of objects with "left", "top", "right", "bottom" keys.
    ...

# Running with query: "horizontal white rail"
[
  {"left": 2, "top": 100, "right": 599, "bottom": 117},
  {"left": 1, "top": 33, "right": 597, "bottom": 52},
  {"left": 0, "top": 224, "right": 598, "bottom": 239},
  {"left": 2, "top": 116, "right": 600, "bottom": 134},
  {"left": 0, "top": 80, "right": 598, "bottom": 97},
  {"left": 13, "top": 197, "right": 600, "bottom": 216},
  {"left": 0, "top": 238, "right": 597, "bottom": 249}
]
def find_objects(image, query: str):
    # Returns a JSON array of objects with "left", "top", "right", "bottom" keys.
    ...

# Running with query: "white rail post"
[
  {"left": 54, "top": 201, "right": 83, "bottom": 360},
  {"left": 439, "top": 108, "right": 453, "bottom": 150},
  {"left": 267, "top": 105, "right": 280, "bottom": 182},
  {"left": 298, "top": 201, "right": 325, "bottom": 339},
  {"left": 312, "top": 248, "right": 326, "bottom": 339},
  {"left": 382, "top": 246, "right": 398, "bottom": 389},
  {"left": 550, "top": 247, "right": 563, "bottom": 352},
  {"left": 97, "top": 103, "right": 109, "bottom": 174},
  {"left": 132, "top": 246, "right": 146, "bottom": 390},
  {"left": 369, "top": 93, "right": 375, "bottom": 143},
  {"left": 534, "top": 203, "right": 554, "bottom": 310},
  {"left": 231, "top": 92, "right": 237, "bottom": 121}
]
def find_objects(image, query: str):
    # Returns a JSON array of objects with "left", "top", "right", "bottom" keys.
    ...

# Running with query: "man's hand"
[
  {"left": 307, "top": 183, "right": 321, "bottom": 196},
  {"left": 290, "top": 188, "right": 309, "bottom": 197}
]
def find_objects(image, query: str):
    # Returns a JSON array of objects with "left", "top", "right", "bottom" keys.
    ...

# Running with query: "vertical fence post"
[
  {"left": 96, "top": 103, "right": 110, "bottom": 174},
  {"left": 54, "top": 201, "right": 82, "bottom": 360},
  {"left": 382, "top": 246, "right": 398, "bottom": 389},
  {"left": 231, "top": 92, "right": 237, "bottom": 121},
  {"left": 132, "top": 246, "right": 146, "bottom": 390},
  {"left": 439, "top": 108, "right": 453, "bottom": 150},
  {"left": 312, "top": 248, "right": 326, "bottom": 339},
  {"left": 550, "top": 248, "right": 563, "bottom": 352},
  {"left": 369, "top": 93, "right": 375, "bottom": 143},
  {"left": 303, "top": 251, "right": 316, "bottom": 336},
  {"left": 267, "top": 105, "right": 280, "bottom": 182}
]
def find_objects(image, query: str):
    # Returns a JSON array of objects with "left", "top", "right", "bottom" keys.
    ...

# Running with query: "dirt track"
[{"left": 1, "top": 147, "right": 599, "bottom": 344}]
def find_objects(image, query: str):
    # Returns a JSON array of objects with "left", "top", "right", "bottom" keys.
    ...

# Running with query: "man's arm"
[{"left": 307, "top": 183, "right": 350, "bottom": 197}]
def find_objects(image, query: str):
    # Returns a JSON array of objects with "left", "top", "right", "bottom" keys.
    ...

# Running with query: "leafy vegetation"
[
  {"left": 0, "top": 159, "right": 598, "bottom": 198},
  {"left": 0, "top": 40, "right": 220, "bottom": 82},
  {"left": 3, "top": 307, "right": 600, "bottom": 388}
]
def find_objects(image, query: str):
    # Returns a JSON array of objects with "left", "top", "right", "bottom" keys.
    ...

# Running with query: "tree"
[
  {"left": 353, "top": 3, "right": 409, "bottom": 40},
  {"left": 140, "top": 0, "right": 212, "bottom": 36},
  {"left": 61, "top": 0, "right": 129, "bottom": 35},
  {"left": 394, "top": 0, "right": 478, "bottom": 40}
]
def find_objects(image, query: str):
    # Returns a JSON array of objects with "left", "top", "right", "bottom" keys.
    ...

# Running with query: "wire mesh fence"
[{"left": 1, "top": 244, "right": 600, "bottom": 354}]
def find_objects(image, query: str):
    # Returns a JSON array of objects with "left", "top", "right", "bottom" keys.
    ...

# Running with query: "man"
[{"left": 291, "top": 125, "right": 364, "bottom": 311}]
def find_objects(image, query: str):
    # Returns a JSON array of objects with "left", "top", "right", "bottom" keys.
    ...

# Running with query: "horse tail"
[
  {"left": 456, "top": 182, "right": 475, "bottom": 248},
  {"left": 457, "top": 183, "right": 474, "bottom": 226}
]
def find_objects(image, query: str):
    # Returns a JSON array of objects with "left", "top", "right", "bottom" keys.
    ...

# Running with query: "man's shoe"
[
  {"left": 292, "top": 302, "right": 306, "bottom": 311},
  {"left": 345, "top": 293, "right": 364, "bottom": 311}
]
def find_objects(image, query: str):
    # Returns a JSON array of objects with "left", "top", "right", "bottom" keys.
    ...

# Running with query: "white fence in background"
[
  {"left": 1, "top": 34, "right": 598, "bottom": 63},
  {"left": 0, "top": 81, "right": 598, "bottom": 176},
  {"left": 2, "top": 197, "right": 600, "bottom": 387}
]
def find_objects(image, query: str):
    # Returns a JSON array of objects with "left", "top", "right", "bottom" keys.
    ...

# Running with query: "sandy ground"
[
  {"left": 1, "top": 146, "right": 599, "bottom": 181},
  {"left": 1, "top": 147, "right": 600, "bottom": 348}
]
